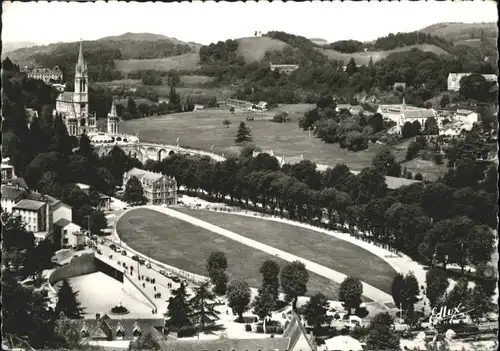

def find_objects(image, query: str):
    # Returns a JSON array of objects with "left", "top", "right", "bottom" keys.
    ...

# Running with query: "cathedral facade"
[{"left": 55, "top": 41, "right": 97, "bottom": 136}]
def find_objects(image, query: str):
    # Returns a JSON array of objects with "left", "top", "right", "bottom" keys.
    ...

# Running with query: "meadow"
[
  {"left": 114, "top": 52, "right": 200, "bottom": 73},
  {"left": 116, "top": 208, "right": 342, "bottom": 299},
  {"left": 120, "top": 105, "right": 389, "bottom": 171},
  {"left": 174, "top": 208, "right": 397, "bottom": 294}
]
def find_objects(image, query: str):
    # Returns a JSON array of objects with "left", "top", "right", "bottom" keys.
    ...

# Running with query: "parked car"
[
  {"left": 138, "top": 259, "right": 145, "bottom": 265},
  {"left": 132, "top": 255, "right": 139, "bottom": 261},
  {"left": 159, "top": 270, "right": 166, "bottom": 276},
  {"left": 171, "top": 276, "right": 181, "bottom": 283},
  {"left": 109, "top": 244, "right": 116, "bottom": 250},
  {"left": 146, "top": 263, "right": 151, "bottom": 269}
]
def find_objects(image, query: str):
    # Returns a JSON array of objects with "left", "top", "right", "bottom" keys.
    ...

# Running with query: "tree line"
[{"left": 145, "top": 140, "right": 497, "bottom": 276}]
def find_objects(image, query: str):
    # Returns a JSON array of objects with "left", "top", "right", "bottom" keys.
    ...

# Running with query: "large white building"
[
  {"left": 55, "top": 41, "right": 97, "bottom": 136},
  {"left": 22, "top": 65, "right": 63, "bottom": 84},
  {"left": 123, "top": 168, "right": 177, "bottom": 206},
  {"left": 377, "top": 98, "right": 438, "bottom": 133},
  {"left": 447, "top": 73, "right": 498, "bottom": 92}
]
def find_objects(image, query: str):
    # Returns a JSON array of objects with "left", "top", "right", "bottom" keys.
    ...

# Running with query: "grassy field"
[
  {"left": 116, "top": 208, "right": 341, "bottom": 299},
  {"left": 319, "top": 44, "right": 451, "bottom": 66},
  {"left": 174, "top": 209, "right": 396, "bottom": 294},
  {"left": 114, "top": 53, "right": 200, "bottom": 73},
  {"left": 236, "top": 37, "right": 291, "bottom": 63},
  {"left": 120, "top": 106, "right": 390, "bottom": 170}
]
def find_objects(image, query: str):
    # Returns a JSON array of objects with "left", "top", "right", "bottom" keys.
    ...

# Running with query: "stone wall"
[{"left": 49, "top": 253, "right": 98, "bottom": 286}]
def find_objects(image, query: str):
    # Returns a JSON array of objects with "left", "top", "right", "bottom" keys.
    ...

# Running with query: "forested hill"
[{"left": 417, "top": 22, "right": 497, "bottom": 44}]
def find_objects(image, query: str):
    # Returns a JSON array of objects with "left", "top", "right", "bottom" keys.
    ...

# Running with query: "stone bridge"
[{"left": 93, "top": 142, "right": 226, "bottom": 163}]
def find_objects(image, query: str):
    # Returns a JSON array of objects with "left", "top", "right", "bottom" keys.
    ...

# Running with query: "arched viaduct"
[{"left": 92, "top": 142, "right": 226, "bottom": 163}]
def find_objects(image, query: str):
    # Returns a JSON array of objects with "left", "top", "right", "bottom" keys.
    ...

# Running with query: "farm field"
[
  {"left": 319, "top": 44, "right": 451, "bottom": 66},
  {"left": 120, "top": 106, "right": 389, "bottom": 170},
  {"left": 114, "top": 52, "right": 200, "bottom": 73},
  {"left": 116, "top": 208, "right": 342, "bottom": 299},
  {"left": 236, "top": 37, "right": 291, "bottom": 63},
  {"left": 174, "top": 208, "right": 396, "bottom": 294}
]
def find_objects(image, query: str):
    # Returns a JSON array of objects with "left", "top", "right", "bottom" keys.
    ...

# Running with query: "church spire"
[
  {"left": 108, "top": 100, "right": 117, "bottom": 118},
  {"left": 77, "top": 39, "right": 85, "bottom": 67}
]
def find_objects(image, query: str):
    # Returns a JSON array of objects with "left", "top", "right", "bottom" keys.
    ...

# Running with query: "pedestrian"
[
  {"left": 143, "top": 283, "right": 146, "bottom": 288},
  {"left": 154, "top": 286, "right": 156, "bottom": 291}
]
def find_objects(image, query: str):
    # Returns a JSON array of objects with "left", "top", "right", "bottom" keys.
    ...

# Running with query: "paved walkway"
[{"left": 142, "top": 205, "right": 394, "bottom": 304}]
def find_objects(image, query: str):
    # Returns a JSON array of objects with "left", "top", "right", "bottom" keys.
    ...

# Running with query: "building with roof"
[
  {"left": 55, "top": 41, "right": 97, "bottom": 136},
  {"left": 129, "top": 312, "right": 315, "bottom": 351},
  {"left": 54, "top": 218, "right": 84, "bottom": 248},
  {"left": 1, "top": 162, "right": 15, "bottom": 184},
  {"left": 349, "top": 105, "right": 364, "bottom": 116},
  {"left": 22, "top": 65, "right": 63, "bottom": 84},
  {"left": 58, "top": 313, "right": 165, "bottom": 343},
  {"left": 270, "top": 62, "right": 300, "bottom": 74},
  {"left": 377, "top": 97, "right": 438, "bottom": 134},
  {"left": 1, "top": 185, "right": 26, "bottom": 214},
  {"left": 447, "top": 73, "right": 498, "bottom": 91},
  {"left": 123, "top": 168, "right": 177, "bottom": 205},
  {"left": 1, "top": 184, "right": 74, "bottom": 244},
  {"left": 13, "top": 199, "right": 48, "bottom": 235}
]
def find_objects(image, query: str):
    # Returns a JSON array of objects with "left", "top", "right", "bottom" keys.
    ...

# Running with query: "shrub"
[
  {"left": 177, "top": 325, "right": 197, "bottom": 338},
  {"left": 245, "top": 324, "right": 252, "bottom": 332},
  {"left": 256, "top": 325, "right": 264, "bottom": 333}
]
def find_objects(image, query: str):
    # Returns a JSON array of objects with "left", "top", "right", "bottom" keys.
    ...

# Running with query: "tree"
[
  {"left": 467, "top": 284, "right": 493, "bottom": 322},
  {"left": 206, "top": 251, "right": 227, "bottom": 277},
  {"left": 391, "top": 273, "right": 406, "bottom": 310},
  {"left": 425, "top": 268, "right": 449, "bottom": 308},
  {"left": 227, "top": 280, "right": 251, "bottom": 322},
  {"left": 211, "top": 268, "right": 228, "bottom": 295},
  {"left": 356, "top": 167, "right": 387, "bottom": 204},
  {"left": 234, "top": 122, "right": 253, "bottom": 144},
  {"left": 445, "top": 278, "right": 470, "bottom": 308},
  {"left": 459, "top": 73, "right": 496, "bottom": 103},
  {"left": 259, "top": 260, "right": 280, "bottom": 301},
  {"left": 168, "top": 86, "right": 182, "bottom": 112},
  {"left": 55, "top": 279, "right": 84, "bottom": 319},
  {"left": 133, "top": 331, "right": 161, "bottom": 350},
  {"left": 339, "top": 276, "right": 363, "bottom": 314},
  {"left": 123, "top": 176, "right": 147, "bottom": 205},
  {"left": 371, "top": 149, "right": 401, "bottom": 177},
  {"left": 190, "top": 282, "right": 220, "bottom": 333},
  {"left": 424, "top": 117, "right": 439, "bottom": 135},
  {"left": 303, "top": 292, "right": 332, "bottom": 332},
  {"left": 440, "top": 94, "right": 450, "bottom": 108},
  {"left": 280, "top": 261, "right": 309, "bottom": 310},
  {"left": 253, "top": 286, "right": 277, "bottom": 319},
  {"left": 229, "top": 107, "right": 235, "bottom": 114},
  {"left": 366, "top": 313, "right": 400, "bottom": 351},
  {"left": 127, "top": 97, "right": 137, "bottom": 117},
  {"left": 222, "top": 119, "right": 231, "bottom": 128},
  {"left": 165, "top": 281, "right": 192, "bottom": 328},
  {"left": 368, "top": 113, "right": 384, "bottom": 133},
  {"left": 346, "top": 58, "right": 358, "bottom": 76}
]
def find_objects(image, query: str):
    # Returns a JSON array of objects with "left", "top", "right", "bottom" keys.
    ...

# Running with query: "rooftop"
[
  {"left": 1, "top": 185, "right": 26, "bottom": 200},
  {"left": 13, "top": 199, "right": 46, "bottom": 211},
  {"left": 54, "top": 218, "right": 72, "bottom": 227},
  {"left": 126, "top": 168, "right": 165, "bottom": 183}
]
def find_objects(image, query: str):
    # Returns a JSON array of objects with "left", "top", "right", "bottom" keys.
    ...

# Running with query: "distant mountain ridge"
[{"left": 2, "top": 41, "right": 38, "bottom": 53}]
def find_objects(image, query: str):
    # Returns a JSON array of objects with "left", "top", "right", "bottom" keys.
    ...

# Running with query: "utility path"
[{"left": 143, "top": 205, "right": 395, "bottom": 305}]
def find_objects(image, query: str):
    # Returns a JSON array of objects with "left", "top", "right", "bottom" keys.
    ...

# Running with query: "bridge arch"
[{"left": 158, "top": 148, "right": 174, "bottom": 161}]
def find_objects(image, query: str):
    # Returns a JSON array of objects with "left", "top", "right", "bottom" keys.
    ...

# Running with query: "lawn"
[
  {"left": 116, "top": 208, "right": 342, "bottom": 299},
  {"left": 114, "top": 53, "right": 200, "bottom": 73},
  {"left": 174, "top": 209, "right": 396, "bottom": 294},
  {"left": 120, "top": 106, "right": 388, "bottom": 170}
]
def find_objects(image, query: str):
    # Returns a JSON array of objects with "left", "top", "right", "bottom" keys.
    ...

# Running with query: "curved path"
[{"left": 133, "top": 205, "right": 394, "bottom": 304}]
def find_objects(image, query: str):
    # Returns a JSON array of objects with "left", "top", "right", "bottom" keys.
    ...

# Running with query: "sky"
[{"left": 2, "top": 0, "right": 498, "bottom": 45}]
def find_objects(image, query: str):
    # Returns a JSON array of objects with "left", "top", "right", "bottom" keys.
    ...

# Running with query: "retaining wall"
[{"left": 49, "top": 253, "right": 98, "bottom": 286}]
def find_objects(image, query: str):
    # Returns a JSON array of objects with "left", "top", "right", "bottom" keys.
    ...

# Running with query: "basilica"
[{"left": 55, "top": 41, "right": 97, "bottom": 136}]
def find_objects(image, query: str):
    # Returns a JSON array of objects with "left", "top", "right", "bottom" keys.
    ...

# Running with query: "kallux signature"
[{"left": 429, "top": 303, "right": 474, "bottom": 325}]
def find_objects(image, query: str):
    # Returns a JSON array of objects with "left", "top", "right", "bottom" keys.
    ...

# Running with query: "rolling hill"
[
  {"left": 418, "top": 22, "right": 497, "bottom": 44},
  {"left": 319, "top": 44, "right": 451, "bottom": 66},
  {"left": 2, "top": 41, "right": 38, "bottom": 53},
  {"left": 236, "top": 36, "right": 290, "bottom": 63}
]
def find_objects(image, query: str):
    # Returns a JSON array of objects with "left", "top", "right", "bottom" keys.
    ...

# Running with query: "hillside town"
[{"left": 1, "top": 2, "right": 498, "bottom": 351}]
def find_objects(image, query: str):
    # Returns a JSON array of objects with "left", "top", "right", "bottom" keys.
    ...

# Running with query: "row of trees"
[{"left": 144, "top": 143, "right": 496, "bottom": 276}]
